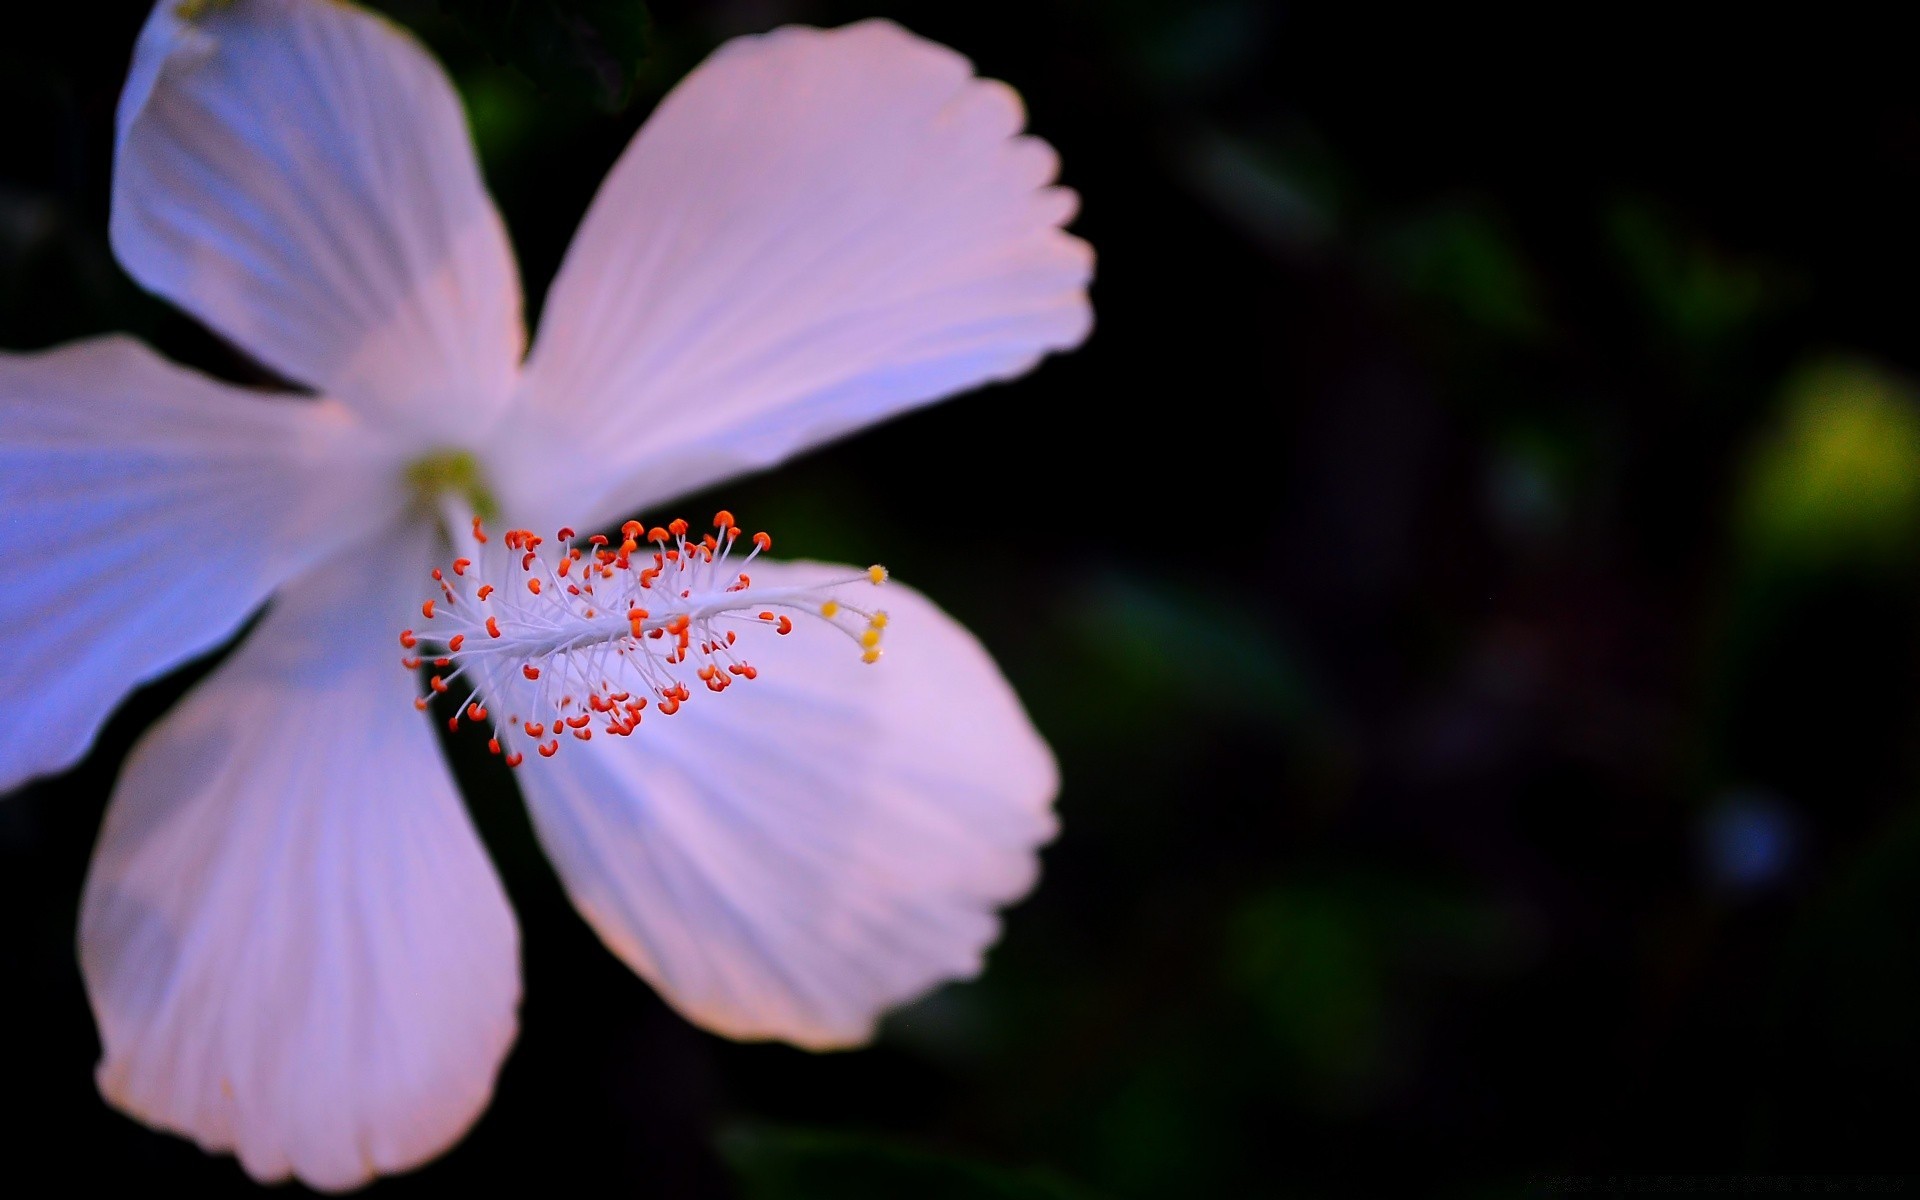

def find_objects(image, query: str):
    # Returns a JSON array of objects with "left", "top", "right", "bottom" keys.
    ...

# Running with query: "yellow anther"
[
  {"left": 860, "top": 629, "right": 881, "bottom": 649},
  {"left": 820, "top": 600, "right": 840, "bottom": 618},
  {"left": 862, "top": 647, "right": 883, "bottom": 664},
  {"left": 870, "top": 611, "right": 889, "bottom": 629},
  {"left": 868, "top": 565, "right": 888, "bottom": 585}
]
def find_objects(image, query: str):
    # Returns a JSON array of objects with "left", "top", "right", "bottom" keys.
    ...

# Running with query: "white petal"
[
  {"left": 494, "top": 20, "right": 1093, "bottom": 528},
  {"left": 0, "top": 336, "right": 399, "bottom": 794},
  {"left": 113, "top": 0, "right": 524, "bottom": 443},
  {"left": 514, "top": 558, "right": 1057, "bottom": 1048},
  {"left": 79, "top": 524, "right": 520, "bottom": 1192}
]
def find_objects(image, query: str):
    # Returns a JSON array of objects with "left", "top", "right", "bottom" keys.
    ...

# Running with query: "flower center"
[
  {"left": 399, "top": 511, "right": 888, "bottom": 767},
  {"left": 404, "top": 448, "right": 499, "bottom": 523}
]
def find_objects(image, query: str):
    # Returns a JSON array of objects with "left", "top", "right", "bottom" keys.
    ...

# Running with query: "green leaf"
[{"left": 436, "top": 0, "right": 651, "bottom": 111}]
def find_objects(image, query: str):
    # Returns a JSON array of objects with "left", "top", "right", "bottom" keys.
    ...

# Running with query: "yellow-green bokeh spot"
[
  {"left": 1739, "top": 359, "right": 1920, "bottom": 570},
  {"left": 406, "top": 449, "right": 499, "bottom": 525}
]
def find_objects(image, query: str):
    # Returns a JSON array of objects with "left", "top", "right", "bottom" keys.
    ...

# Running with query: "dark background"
[{"left": 5, "top": 1, "right": 1920, "bottom": 1195}]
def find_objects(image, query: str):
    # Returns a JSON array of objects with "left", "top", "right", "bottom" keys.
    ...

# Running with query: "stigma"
[{"left": 401, "top": 512, "right": 889, "bottom": 766}]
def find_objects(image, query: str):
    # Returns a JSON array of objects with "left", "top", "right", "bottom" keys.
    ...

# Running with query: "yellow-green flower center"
[{"left": 405, "top": 449, "right": 499, "bottom": 524}]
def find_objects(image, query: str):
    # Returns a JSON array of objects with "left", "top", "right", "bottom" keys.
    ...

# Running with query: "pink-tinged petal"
[
  {"left": 495, "top": 20, "right": 1093, "bottom": 529},
  {"left": 0, "top": 336, "right": 399, "bottom": 794},
  {"left": 514, "top": 558, "right": 1057, "bottom": 1048},
  {"left": 79, "top": 524, "right": 520, "bottom": 1192},
  {"left": 112, "top": 0, "right": 524, "bottom": 444}
]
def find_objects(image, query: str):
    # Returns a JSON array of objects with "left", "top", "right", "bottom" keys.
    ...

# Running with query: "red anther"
[
  {"left": 648, "top": 628, "right": 664, "bottom": 639},
  {"left": 589, "top": 534, "right": 609, "bottom": 547},
  {"left": 522, "top": 551, "right": 537, "bottom": 570},
  {"left": 524, "top": 722, "right": 545, "bottom": 737},
  {"left": 504, "top": 752, "right": 524, "bottom": 768},
  {"left": 712, "top": 510, "right": 734, "bottom": 529},
  {"left": 434, "top": 657, "right": 452, "bottom": 668},
  {"left": 701, "top": 534, "right": 718, "bottom": 553},
  {"left": 725, "top": 631, "right": 737, "bottom": 645},
  {"left": 422, "top": 599, "right": 436, "bottom": 619},
  {"left": 557, "top": 556, "right": 572, "bottom": 577},
  {"left": 400, "top": 629, "right": 418, "bottom": 648},
  {"left": 574, "top": 728, "right": 592, "bottom": 741},
  {"left": 589, "top": 694, "right": 611, "bottom": 712},
  {"left": 402, "top": 656, "right": 423, "bottom": 669},
  {"left": 612, "top": 691, "right": 632, "bottom": 703},
  {"left": 528, "top": 578, "right": 543, "bottom": 595},
  {"left": 647, "top": 527, "right": 669, "bottom": 543},
  {"left": 558, "top": 527, "right": 576, "bottom": 541},
  {"left": 478, "top": 585, "right": 495, "bottom": 600},
  {"left": 448, "top": 716, "right": 460, "bottom": 732},
  {"left": 664, "top": 548, "right": 679, "bottom": 563},
  {"left": 706, "top": 676, "right": 726, "bottom": 692},
  {"left": 639, "top": 569, "right": 660, "bottom": 588},
  {"left": 523, "top": 664, "right": 541, "bottom": 681},
  {"left": 468, "top": 703, "right": 487, "bottom": 721},
  {"left": 727, "top": 526, "right": 741, "bottom": 541},
  {"left": 752, "top": 531, "right": 771, "bottom": 551},
  {"left": 728, "top": 663, "right": 747, "bottom": 675},
  {"left": 448, "top": 634, "right": 465, "bottom": 651},
  {"left": 538, "top": 740, "right": 559, "bottom": 758},
  {"left": 414, "top": 697, "right": 429, "bottom": 711},
  {"left": 776, "top": 616, "right": 793, "bottom": 635},
  {"left": 658, "top": 696, "right": 680, "bottom": 716},
  {"left": 565, "top": 713, "right": 591, "bottom": 729},
  {"left": 432, "top": 567, "right": 444, "bottom": 581},
  {"left": 697, "top": 665, "right": 716, "bottom": 682},
  {"left": 430, "top": 675, "right": 449, "bottom": 693},
  {"left": 488, "top": 738, "right": 501, "bottom": 756},
  {"left": 486, "top": 616, "right": 502, "bottom": 638},
  {"left": 759, "top": 611, "right": 775, "bottom": 621},
  {"left": 565, "top": 584, "right": 580, "bottom": 596},
  {"left": 472, "top": 517, "right": 488, "bottom": 544},
  {"left": 668, "top": 518, "right": 689, "bottom": 537},
  {"left": 743, "top": 665, "right": 759, "bottom": 680},
  {"left": 622, "top": 520, "right": 644, "bottom": 539},
  {"left": 734, "top": 573, "right": 751, "bottom": 590},
  {"left": 453, "top": 558, "right": 472, "bottom": 576}
]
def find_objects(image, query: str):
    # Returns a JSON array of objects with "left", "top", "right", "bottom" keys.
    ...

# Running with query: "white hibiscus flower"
[{"left": 0, "top": 0, "right": 1090, "bottom": 1189}]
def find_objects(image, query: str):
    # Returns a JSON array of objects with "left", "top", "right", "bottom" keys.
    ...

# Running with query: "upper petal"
[
  {"left": 112, "top": 0, "right": 524, "bottom": 444},
  {"left": 493, "top": 19, "right": 1093, "bottom": 529},
  {"left": 79, "top": 524, "right": 521, "bottom": 1192},
  {"left": 0, "top": 336, "right": 399, "bottom": 794},
  {"left": 514, "top": 558, "right": 1058, "bottom": 1048}
]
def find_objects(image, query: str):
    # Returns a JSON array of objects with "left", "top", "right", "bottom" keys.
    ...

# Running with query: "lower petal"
[
  {"left": 79, "top": 525, "right": 520, "bottom": 1191},
  {"left": 514, "top": 558, "right": 1057, "bottom": 1048}
]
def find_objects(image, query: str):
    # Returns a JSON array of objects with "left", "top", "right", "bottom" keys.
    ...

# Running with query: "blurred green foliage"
[
  {"left": 1738, "top": 360, "right": 1920, "bottom": 572},
  {"left": 429, "top": 0, "right": 651, "bottom": 110}
]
